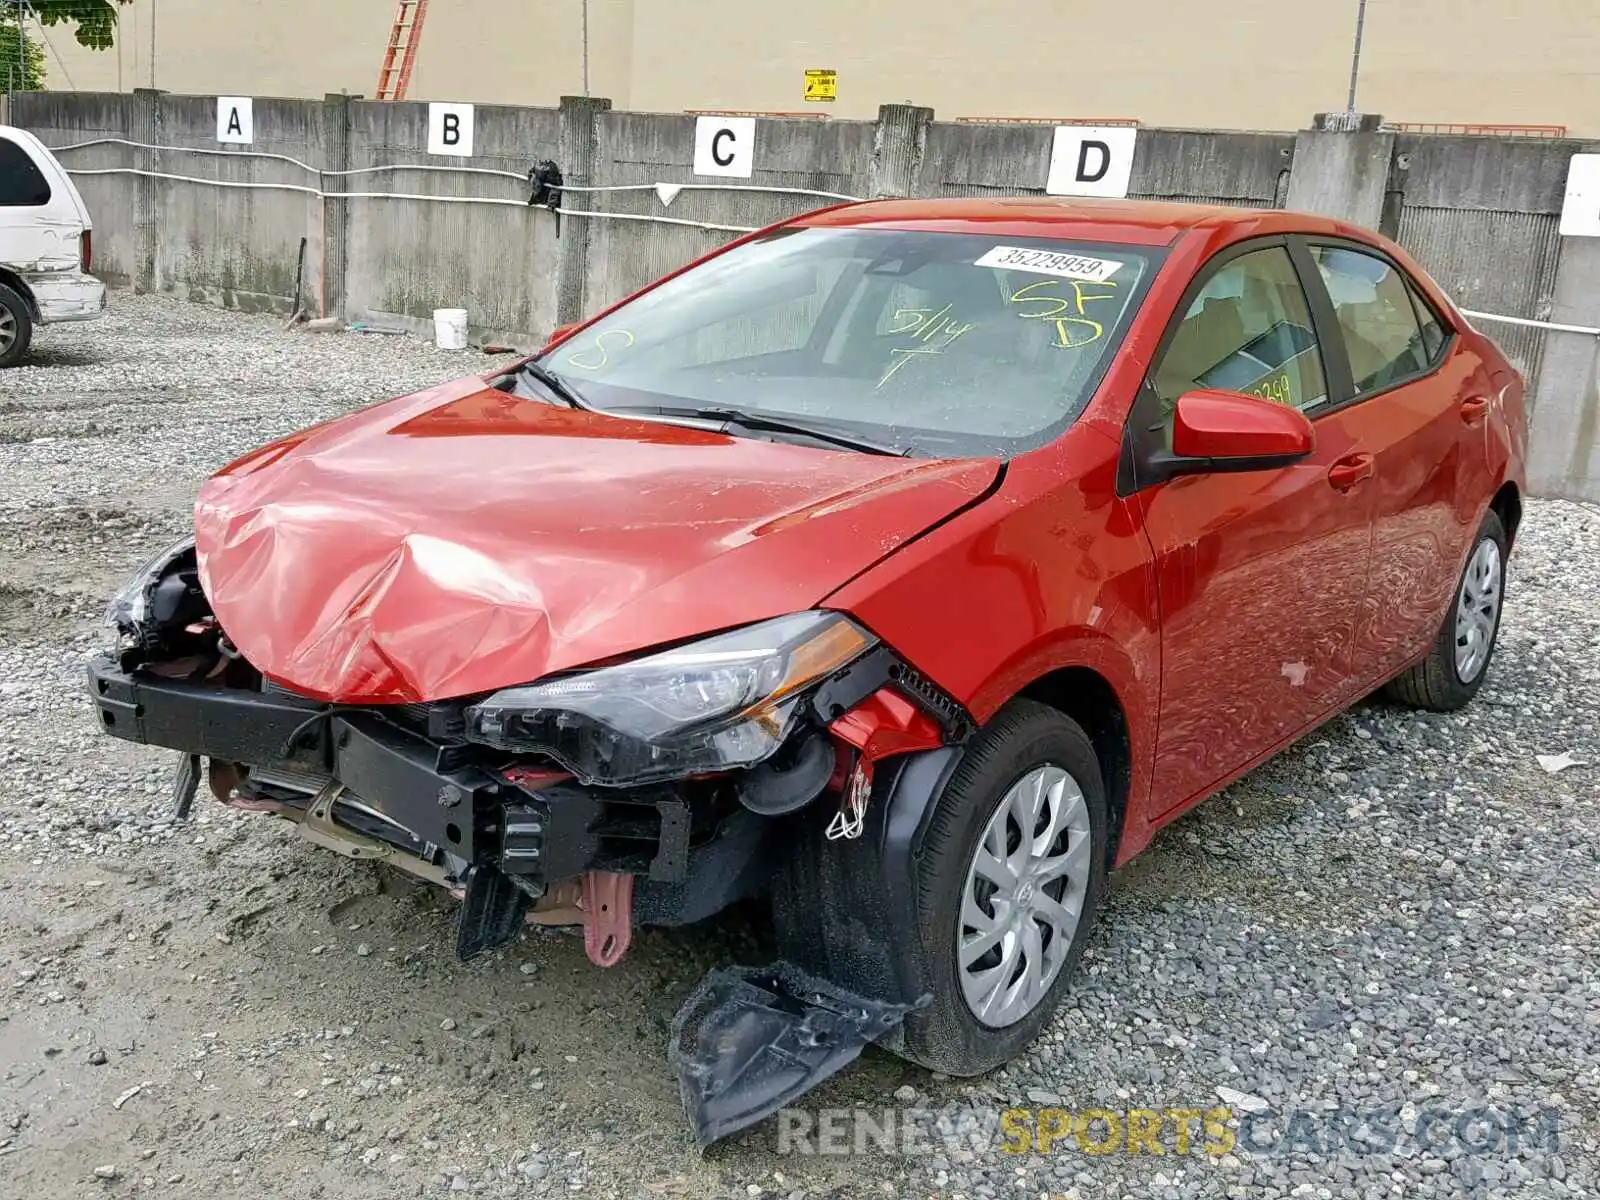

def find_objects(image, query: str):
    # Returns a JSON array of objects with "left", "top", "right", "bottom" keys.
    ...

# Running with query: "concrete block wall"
[
  {"left": 342, "top": 99, "right": 563, "bottom": 347},
  {"left": 8, "top": 91, "right": 1600, "bottom": 501}
]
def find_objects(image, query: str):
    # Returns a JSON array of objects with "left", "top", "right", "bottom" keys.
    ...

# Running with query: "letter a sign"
[
  {"left": 428, "top": 102, "right": 476, "bottom": 157},
  {"left": 1046, "top": 126, "right": 1137, "bottom": 198},
  {"left": 217, "top": 97, "right": 253, "bottom": 145}
]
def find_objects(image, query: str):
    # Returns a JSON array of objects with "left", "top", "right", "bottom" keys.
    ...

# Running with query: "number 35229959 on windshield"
[{"left": 974, "top": 245, "right": 1125, "bottom": 283}]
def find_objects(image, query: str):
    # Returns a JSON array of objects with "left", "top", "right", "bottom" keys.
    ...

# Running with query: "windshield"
[{"left": 538, "top": 227, "right": 1162, "bottom": 458}]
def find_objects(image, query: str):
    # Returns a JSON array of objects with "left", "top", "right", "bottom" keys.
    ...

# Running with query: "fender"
[{"left": 826, "top": 436, "right": 1161, "bottom": 832}]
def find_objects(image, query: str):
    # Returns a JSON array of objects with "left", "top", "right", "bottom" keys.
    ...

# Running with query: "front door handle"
[
  {"left": 1460, "top": 395, "right": 1490, "bottom": 425},
  {"left": 1327, "top": 452, "right": 1375, "bottom": 492}
]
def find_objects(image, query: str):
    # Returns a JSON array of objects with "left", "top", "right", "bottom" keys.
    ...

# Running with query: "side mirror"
[{"left": 1143, "top": 388, "right": 1315, "bottom": 485}]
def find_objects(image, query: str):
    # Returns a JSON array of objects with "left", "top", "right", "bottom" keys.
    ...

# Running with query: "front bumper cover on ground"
[{"left": 672, "top": 963, "right": 930, "bottom": 1146}]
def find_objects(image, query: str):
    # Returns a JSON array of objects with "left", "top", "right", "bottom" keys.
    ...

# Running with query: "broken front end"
[{"left": 87, "top": 536, "right": 968, "bottom": 1142}]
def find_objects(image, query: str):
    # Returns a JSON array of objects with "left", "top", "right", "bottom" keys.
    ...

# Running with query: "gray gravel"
[{"left": 2, "top": 296, "right": 1597, "bottom": 1199}]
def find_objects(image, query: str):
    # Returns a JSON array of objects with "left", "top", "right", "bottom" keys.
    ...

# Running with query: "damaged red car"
[{"left": 89, "top": 198, "right": 1526, "bottom": 1143}]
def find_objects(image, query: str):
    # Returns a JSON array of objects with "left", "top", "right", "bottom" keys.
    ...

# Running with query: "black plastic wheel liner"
[{"left": 669, "top": 962, "right": 929, "bottom": 1147}]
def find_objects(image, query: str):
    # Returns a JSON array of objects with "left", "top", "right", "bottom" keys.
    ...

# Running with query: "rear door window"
[
  {"left": 1310, "top": 245, "right": 1429, "bottom": 394},
  {"left": 1406, "top": 278, "right": 1448, "bottom": 364},
  {"left": 0, "top": 138, "right": 53, "bottom": 207}
]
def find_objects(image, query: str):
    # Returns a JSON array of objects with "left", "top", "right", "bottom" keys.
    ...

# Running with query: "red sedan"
[{"left": 89, "top": 198, "right": 1525, "bottom": 1142}]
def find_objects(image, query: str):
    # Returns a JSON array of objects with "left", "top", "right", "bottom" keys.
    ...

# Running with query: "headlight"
[
  {"left": 104, "top": 535, "right": 198, "bottom": 643},
  {"left": 463, "top": 611, "right": 876, "bottom": 786}
]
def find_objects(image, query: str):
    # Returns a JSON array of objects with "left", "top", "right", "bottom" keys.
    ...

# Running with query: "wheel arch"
[
  {"left": 1014, "top": 664, "right": 1133, "bottom": 868},
  {"left": 1490, "top": 480, "right": 1522, "bottom": 550},
  {"left": 0, "top": 269, "right": 40, "bottom": 319}
]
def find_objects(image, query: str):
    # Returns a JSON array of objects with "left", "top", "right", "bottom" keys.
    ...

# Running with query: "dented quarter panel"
[{"left": 194, "top": 377, "right": 1000, "bottom": 704}]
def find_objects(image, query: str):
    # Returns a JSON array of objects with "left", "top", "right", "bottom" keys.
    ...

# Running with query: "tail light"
[{"left": 80, "top": 230, "right": 93, "bottom": 273}]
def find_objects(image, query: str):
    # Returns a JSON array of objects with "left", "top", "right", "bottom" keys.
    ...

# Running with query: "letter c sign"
[{"left": 694, "top": 116, "right": 756, "bottom": 179}]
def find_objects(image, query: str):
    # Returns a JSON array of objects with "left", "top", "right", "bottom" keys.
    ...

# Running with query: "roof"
[{"left": 796, "top": 195, "right": 1358, "bottom": 247}]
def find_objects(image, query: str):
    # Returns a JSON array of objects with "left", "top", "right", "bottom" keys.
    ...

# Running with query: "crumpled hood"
[{"left": 194, "top": 377, "right": 998, "bottom": 703}]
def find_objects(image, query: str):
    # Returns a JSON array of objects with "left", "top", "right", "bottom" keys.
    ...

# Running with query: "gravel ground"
[{"left": 1, "top": 296, "right": 1597, "bottom": 1200}]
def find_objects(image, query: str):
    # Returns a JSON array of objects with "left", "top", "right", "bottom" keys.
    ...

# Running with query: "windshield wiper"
[
  {"left": 516, "top": 359, "right": 596, "bottom": 411},
  {"left": 623, "top": 405, "right": 909, "bottom": 457}
]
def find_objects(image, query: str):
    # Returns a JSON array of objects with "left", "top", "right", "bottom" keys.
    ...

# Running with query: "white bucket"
[{"left": 433, "top": 308, "right": 469, "bottom": 350}]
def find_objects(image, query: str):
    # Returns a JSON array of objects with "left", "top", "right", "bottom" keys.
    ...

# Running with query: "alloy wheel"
[
  {"left": 958, "top": 763, "right": 1093, "bottom": 1029},
  {"left": 0, "top": 306, "right": 15, "bottom": 354},
  {"left": 1454, "top": 537, "right": 1502, "bottom": 683}
]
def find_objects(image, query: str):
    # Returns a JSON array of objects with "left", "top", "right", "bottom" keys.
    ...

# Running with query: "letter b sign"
[
  {"left": 428, "top": 103, "right": 476, "bottom": 157},
  {"left": 1046, "top": 126, "right": 1137, "bottom": 198}
]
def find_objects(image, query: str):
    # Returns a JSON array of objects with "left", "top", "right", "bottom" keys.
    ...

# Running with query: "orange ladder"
[{"left": 375, "top": 0, "right": 429, "bottom": 100}]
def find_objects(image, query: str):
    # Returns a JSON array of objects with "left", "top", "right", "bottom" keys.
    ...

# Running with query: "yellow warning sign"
[{"left": 804, "top": 69, "right": 837, "bottom": 103}]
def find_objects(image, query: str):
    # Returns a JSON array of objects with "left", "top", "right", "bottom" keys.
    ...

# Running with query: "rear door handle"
[
  {"left": 1327, "top": 452, "right": 1375, "bottom": 492},
  {"left": 1460, "top": 395, "right": 1490, "bottom": 425}
]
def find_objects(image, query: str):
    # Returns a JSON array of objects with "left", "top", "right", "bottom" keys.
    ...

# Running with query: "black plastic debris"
[
  {"left": 670, "top": 962, "right": 929, "bottom": 1147},
  {"left": 171, "top": 752, "right": 201, "bottom": 821},
  {"left": 455, "top": 865, "right": 530, "bottom": 961},
  {"left": 527, "top": 160, "right": 565, "bottom": 235}
]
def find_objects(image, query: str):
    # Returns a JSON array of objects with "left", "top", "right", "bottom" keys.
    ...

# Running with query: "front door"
[{"left": 1131, "top": 241, "right": 1376, "bottom": 816}]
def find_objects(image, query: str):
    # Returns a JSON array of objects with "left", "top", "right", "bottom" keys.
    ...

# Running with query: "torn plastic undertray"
[{"left": 669, "top": 962, "right": 930, "bottom": 1146}]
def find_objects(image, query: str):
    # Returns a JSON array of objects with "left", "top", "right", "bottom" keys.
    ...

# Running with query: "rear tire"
[
  {"left": 1384, "top": 509, "right": 1507, "bottom": 712},
  {"left": 0, "top": 284, "right": 34, "bottom": 369}
]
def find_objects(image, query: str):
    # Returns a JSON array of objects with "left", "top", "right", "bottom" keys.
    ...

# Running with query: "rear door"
[
  {"left": 0, "top": 129, "right": 89, "bottom": 273},
  {"left": 1129, "top": 238, "right": 1377, "bottom": 817},
  {"left": 1299, "top": 240, "right": 1485, "bottom": 685}
]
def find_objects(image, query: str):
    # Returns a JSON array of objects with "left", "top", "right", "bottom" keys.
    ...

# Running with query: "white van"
[{"left": 0, "top": 125, "right": 107, "bottom": 367}]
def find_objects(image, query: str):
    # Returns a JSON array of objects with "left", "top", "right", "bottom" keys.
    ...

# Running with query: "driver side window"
[{"left": 1152, "top": 246, "right": 1329, "bottom": 427}]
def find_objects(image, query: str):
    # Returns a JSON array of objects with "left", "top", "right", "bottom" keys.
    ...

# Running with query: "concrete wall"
[
  {"left": 149, "top": 95, "right": 329, "bottom": 312},
  {"left": 585, "top": 110, "right": 877, "bottom": 313},
  {"left": 342, "top": 100, "right": 564, "bottom": 345},
  {"left": 8, "top": 89, "right": 1600, "bottom": 501},
  {"left": 41, "top": 0, "right": 1600, "bottom": 135}
]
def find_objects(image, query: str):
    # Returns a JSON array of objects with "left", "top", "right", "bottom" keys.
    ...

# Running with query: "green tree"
[
  {"left": 30, "top": 0, "right": 132, "bottom": 52},
  {"left": 2, "top": 7, "right": 48, "bottom": 91}
]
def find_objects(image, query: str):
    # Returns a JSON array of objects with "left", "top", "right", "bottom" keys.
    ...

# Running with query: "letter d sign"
[
  {"left": 1046, "top": 126, "right": 1137, "bottom": 198},
  {"left": 428, "top": 103, "right": 476, "bottom": 157}
]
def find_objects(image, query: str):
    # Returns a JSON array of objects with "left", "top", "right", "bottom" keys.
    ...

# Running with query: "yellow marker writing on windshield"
[
  {"left": 888, "top": 303, "right": 974, "bottom": 345},
  {"left": 877, "top": 319, "right": 973, "bottom": 389},
  {"left": 1007, "top": 279, "right": 1118, "bottom": 349},
  {"left": 565, "top": 329, "right": 635, "bottom": 371}
]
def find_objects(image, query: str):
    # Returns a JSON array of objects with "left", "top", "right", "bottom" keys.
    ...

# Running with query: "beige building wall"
[{"left": 33, "top": 0, "right": 1600, "bottom": 135}]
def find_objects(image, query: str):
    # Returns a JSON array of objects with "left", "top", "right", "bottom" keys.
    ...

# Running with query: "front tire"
[
  {"left": 1385, "top": 509, "right": 1507, "bottom": 712},
  {"left": 0, "top": 284, "right": 35, "bottom": 369},
  {"left": 900, "top": 700, "right": 1108, "bottom": 1076}
]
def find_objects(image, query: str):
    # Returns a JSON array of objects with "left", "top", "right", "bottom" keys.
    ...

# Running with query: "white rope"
[
  {"left": 44, "top": 137, "right": 863, "bottom": 201},
  {"left": 1461, "top": 309, "right": 1600, "bottom": 337},
  {"left": 555, "top": 206, "right": 756, "bottom": 234},
  {"left": 57, "top": 165, "right": 760, "bottom": 231}
]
